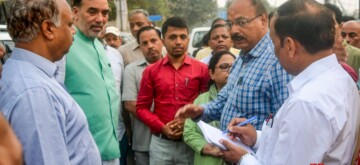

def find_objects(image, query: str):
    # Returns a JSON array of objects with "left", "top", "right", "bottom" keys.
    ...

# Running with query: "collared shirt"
[
  {"left": 122, "top": 58, "right": 152, "bottom": 151},
  {"left": 105, "top": 45, "right": 126, "bottom": 140},
  {"left": 136, "top": 55, "right": 210, "bottom": 134},
  {"left": 240, "top": 55, "right": 360, "bottom": 165},
  {"left": 202, "top": 32, "right": 292, "bottom": 130},
  {"left": 0, "top": 48, "right": 101, "bottom": 164},
  {"left": 64, "top": 29, "right": 120, "bottom": 160},
  {"left": 118, "top": 40, "right": 143, "bottom": 66}
]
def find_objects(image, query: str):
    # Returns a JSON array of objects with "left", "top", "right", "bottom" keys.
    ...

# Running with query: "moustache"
[{"left": 231, "top": 34, "right": 245, "bottom": 41}]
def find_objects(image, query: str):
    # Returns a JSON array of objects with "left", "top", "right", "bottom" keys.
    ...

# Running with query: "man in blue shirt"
[
  {"left": 0, "top": 0, "right": 101, "bottom": 164},
  {"left": 176, "top": 0, "right": 292, "bottom": 130}
]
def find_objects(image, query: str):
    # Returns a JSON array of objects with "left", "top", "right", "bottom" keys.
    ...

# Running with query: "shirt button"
[
  {"left": 176, "top": 97, "right": 179, "bottom": 100},
  {"left": 176, "top": 84, "right": 178, "bottom": 87}
]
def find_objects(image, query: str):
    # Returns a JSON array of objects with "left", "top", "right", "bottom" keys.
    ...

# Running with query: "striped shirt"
[{"left": 203, "top": 32, "right": 292, "bottom": 130}]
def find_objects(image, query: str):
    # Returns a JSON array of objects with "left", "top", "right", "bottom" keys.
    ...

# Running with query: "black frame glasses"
[
  {"left": 225, "top": 14, "right": 263, "bottom": 29},
  {"left": 215, "top": 63, "right": 232, "bottom": 72}
]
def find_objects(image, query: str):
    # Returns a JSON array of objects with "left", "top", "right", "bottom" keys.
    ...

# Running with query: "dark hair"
[
  {"left": 228, "top": 0, "right": 268, "bottom": 15},
  {"left": 202, "top": 32, "right": 210, "bottom": 46},
  {"left": 268, "top": 10, "right": 275, "bottom": 22},
  {"left": 251, "top": 0, "right": 268, "bottom": 15},
  {"left": 208, "top": 24, "right": 228, "bottom": 38},
  {"left": 324, "top": 3, "right": 342, "bottom": 24},
  {"left": 207, "top": 51, "right": 236, "bottom": 87},
  {"left": 342, "top": 15, "right": 355, "bottom": 23},
  {"left": 71, "top": 0, "right": 109, "bottom": 7},
  {"left": 136, "top": 26, "right": 161, "bottom": 44},
  {"left": 8, "top": 0, "right": 60, "bottom": 42},
  {"left": 71, "top": 0, "right": 81, "bottom": 7},
  {"left": 211, "top": 18, "right": 226, "bottom": 27},
  {"left": 161, "top": 17, "right": 188, "bottom": 37},
  {"left": 274, "top": 0, "right": 335, "bottom": 54}
]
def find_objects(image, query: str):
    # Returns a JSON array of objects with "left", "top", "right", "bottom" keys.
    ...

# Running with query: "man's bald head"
[{"left": 341, "top": 20, "right": 360, "bottom": 48}]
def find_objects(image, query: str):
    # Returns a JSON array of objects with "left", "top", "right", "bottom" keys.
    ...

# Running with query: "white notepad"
[{"left": 197, "top": 120, "right": 255, "bottom": 154}]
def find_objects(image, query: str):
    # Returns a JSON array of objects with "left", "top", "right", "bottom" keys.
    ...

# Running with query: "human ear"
[
  {"left": 284, "top": 37, "right": 297, "bottom": 59},
  {"left": 260, "top": 14, "right": 268, "bottom": 30},
  {"left": 209, "top": 69, "right": 215, "bottom": 80},
  {"left": 72, "top": 7, "right": 79, "bottom": 21},
  {"left": 41, "top": 20, "right": 56, "bottom": 40}
]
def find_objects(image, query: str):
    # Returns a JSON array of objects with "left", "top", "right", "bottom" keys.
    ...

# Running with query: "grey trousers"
[
  {"left": 149, "top": 135, "right": 194, "bottom": 165},
  {"left": 134, "top": 151, "right": 150, "bottom": 165}
]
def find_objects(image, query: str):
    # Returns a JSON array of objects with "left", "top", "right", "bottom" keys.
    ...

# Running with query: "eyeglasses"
[
  {"left": 225, "top": 14, "right": 262, "bottom": 29},
  {"left": 215, "top": 63, "right": 232, "bottom": 72}
]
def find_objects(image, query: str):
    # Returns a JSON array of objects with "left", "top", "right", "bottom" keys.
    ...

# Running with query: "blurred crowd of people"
[{"left": 0, "top": 0, "right": 360, "bottom": 165}]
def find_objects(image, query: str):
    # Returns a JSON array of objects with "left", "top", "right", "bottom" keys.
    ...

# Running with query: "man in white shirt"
[
  {"left": 101, "top": 26, "right": 128, "bottom": 165},
  {"left": 217, "top": 0, "right": 360, "bottom": 164},
  {"left": 104, "top": 26, "right": 123, "bottom": 49}
]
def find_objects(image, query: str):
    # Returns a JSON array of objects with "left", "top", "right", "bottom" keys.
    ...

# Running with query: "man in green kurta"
[{"left": 61, "top": 0, "right": 120, "bottom": 164}]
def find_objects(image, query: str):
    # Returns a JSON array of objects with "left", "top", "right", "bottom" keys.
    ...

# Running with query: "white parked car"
[
  {"left": 188, "top": 27, "right": 210, "bottom": 56},
  {"left": 0, "top": 24, "right": 13, "bottom": 63}
]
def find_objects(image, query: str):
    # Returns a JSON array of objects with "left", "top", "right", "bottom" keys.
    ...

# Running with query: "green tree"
[
  {"left": 168, "top": 0, "right": 217, "bottom": 29},
  {"left": 108, "top": 0, "right": 116, "bottom": 21},
  {"left": 127, "top": 0, "right": 170, "bottom": 26}
]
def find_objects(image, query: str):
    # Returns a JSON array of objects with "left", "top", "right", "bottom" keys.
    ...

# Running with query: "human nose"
[
  {"left": 229, "top": 25, "right": 240, "bottom": 36},
  {"left": 148, "top": 42, "right": 154, "bottom": 50},
  {"left": 175, "top": 37, "right": 182, "bottom": 45},
  {"left": 218, "top": 37, "right": 225, "bottom": 43},
  {"left": 133, "top": 25, "right": 142, "bottom": 33},
  {"left": 95, "top": 13, "right": 106, "bottom": 23}
]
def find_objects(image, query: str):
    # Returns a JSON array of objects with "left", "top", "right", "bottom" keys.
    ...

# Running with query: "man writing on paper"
[
  {"left": 218, "top": 0, "right": 360, "bottom": 164},
  {"left": 175, "top": 0, "right": 291, "bottom": 131}
]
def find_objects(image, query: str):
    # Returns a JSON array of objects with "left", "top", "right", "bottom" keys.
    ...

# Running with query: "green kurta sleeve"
[{"left": 183, "top": 85, "right": 224, "bottom": 165}]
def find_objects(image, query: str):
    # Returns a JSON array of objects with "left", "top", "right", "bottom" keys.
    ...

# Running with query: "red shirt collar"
[{"left": 162, "top": 54, "right": 192, "bottom": 66}]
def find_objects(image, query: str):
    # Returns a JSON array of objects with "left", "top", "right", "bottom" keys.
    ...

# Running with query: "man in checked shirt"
[{"left": 176, "top": 0, "right": 292, "bottom": 131}]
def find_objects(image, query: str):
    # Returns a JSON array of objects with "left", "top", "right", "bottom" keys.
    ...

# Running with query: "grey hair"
[
  {"left": 7, "top": 0, "right": 61, "bottom": 42},
  {"left": 129, "top": 9, "right": 150, "bottom": 21}
]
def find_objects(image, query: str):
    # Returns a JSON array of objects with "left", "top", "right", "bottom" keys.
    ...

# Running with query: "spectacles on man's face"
[
  {"left": 215, "top": 63, "right": 232, "bottom": 72},
  {"left": 225, "top": 14, "right": 263, "bottom": 29}
]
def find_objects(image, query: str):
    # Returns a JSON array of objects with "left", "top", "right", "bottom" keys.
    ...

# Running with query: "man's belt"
[{"left": 153, "top": 134, "right": 182, "bottom": 142}]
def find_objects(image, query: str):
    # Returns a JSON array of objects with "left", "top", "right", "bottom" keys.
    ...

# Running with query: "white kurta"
[{"left": 240, "top": 54, "right": 360, "bottom": 165}]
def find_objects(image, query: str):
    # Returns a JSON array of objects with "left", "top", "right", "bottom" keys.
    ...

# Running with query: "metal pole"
[
  {"left": 358, "top": 0, "right": 360, "bottom": 19},
  {"left": 115, "top": 0, "right": 121, "bottom": 29}
]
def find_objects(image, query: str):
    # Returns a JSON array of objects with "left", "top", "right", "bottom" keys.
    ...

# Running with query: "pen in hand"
[{"left": 222, "top": 116, "right": 257, "bottom": 134}]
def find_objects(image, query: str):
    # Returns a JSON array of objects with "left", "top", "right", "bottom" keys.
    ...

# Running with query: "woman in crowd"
[{"left": 183, "top": 51, "right": 236, "bottom": 165}]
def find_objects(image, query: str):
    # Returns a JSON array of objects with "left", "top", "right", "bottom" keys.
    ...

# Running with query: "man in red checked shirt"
[{"left": 136, "top": 17, "right": 210, "bottom": 165}]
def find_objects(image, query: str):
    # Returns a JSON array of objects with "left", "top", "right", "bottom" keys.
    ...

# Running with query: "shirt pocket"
[{"left": 181, "top": 76, "right": 201, "bottom": 102}]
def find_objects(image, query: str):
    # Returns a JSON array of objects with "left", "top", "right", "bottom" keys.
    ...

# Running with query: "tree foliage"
[
  {"left": 127, "top": 0, "right": 170, "bottom": 26},
  {"left": 168, "top": 0, "right": 218, "bottom": 29},
  {"left": 108, "top": 0, "right": 117, "bottom": 21}
]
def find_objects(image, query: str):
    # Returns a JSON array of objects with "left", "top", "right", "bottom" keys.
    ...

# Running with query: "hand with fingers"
[
  {"left": 226, "top": 117, "right": 257, "bottom": 147},
  {"left": 168, "top": 118, "right": 185, "bottom": 133},
  {"left": 219, "top": 139, "right": 248, "bottom": 163},
  {"left": 175, "top": 104, "right": 204, "bottom": 119},
  {"left": 162, "top": 119, "right": 185, "bottom": 140},
  {"left": 201, "top": 143, "right": 223, "bottom": 157}
]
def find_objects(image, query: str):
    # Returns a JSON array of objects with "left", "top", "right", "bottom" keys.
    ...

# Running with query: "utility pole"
[{"left": 115, "top": 0, "right": 129, "bottom": 32}]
